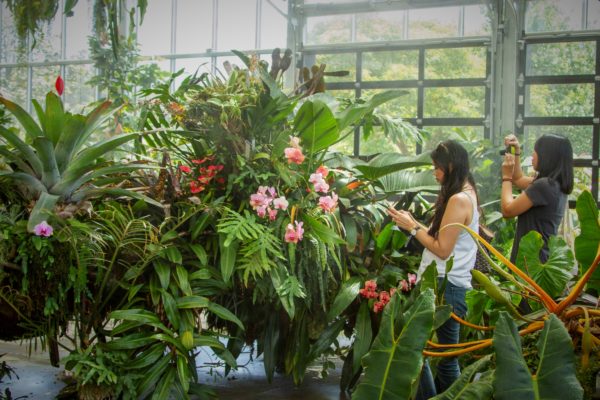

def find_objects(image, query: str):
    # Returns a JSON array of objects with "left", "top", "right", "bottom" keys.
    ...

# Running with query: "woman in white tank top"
[{"left": 387, "top": 140, "right": 479, "bottom": 399}]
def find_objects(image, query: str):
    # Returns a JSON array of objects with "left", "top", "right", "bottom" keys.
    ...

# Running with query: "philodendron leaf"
[
  {"left": 574, "top": 190, "right": 600, "bottom": 289},
  {"left": 326, "top": 276, "right": 361, "bottom": 322},
  {"left": 352, "top": 289, "right": 435, "bottom": 400},
  {"left": 431, "top": 355, "right": 494, "bottom": 400},
  {"left": 493, "top": 312, "right": 583, "bottom": 400},
  {"left": 355, "top": 151, "right": 433, "bottom": 181},
  {"left": 294, "top": 99, "right": 339, "bottom": 155},
  {"left": 516, "top": 231, "right": 574, "bottom": 298}
]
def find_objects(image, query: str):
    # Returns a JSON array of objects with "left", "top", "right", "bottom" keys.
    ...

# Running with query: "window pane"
[
  {"left": 31, "top": 14, "right": 63, "bottom": 62},
  {"left": 177, "top": 0, "right": 212, "bottom": 54},
  {"left": 217, "top": 0, "right": 257, "bottom": 51},
  {"left": 362, "top": 88, "right": 417, "bottom": 119},
  {"left": 363, "top": 50, "right": 418, "bottom": 81},
  {"left": 330, "top": 130, "right": 354, "bottom": 155},
  {"left": 425, "top": 47, "right": 486, "bottom": 79},
  {"left": 305, "top": 15, "right": 352, "bottom": 45},
  {"left": 66, "top": 0, "right": 93, "bottom": 59},
  {"left": 356, "top": 11, "right": 405, "bottom": 42},
  {"left": 64, "top": 64, "right": 96, "bottom": 111},
  {"left": 424, "top": 87, "right": 485, "bottom": 118},
  {"left": 1, "top": 3, "right": 21, "bottom": 64},
  {"left": 572, "top": 167, "right": 593, "bottom": 202},
  {"left": 421, "top": 126, "right": 484, "bottom": 151},
  {"left": 139, "top": 0, "right": 172, "bottom": 55},
  {"left": 408, "top": 7, "right": 459, "bottom": 39},
  {"left": 524, "top": 126, "right": 593, "bottom": 159},
  {"left": 526, "top": 42, "right": 595, "bottom": 76},
  {"left": 525, "top": 0, "right": 584, "bottom": 33},
  {"left": 525, "top": 84, "right": 594, "bottom": 117},
  {"left": 260, "top": 1, "right": 287, "bottom": 49},
  {"left": 312, "top": 53, "right": 355, "bottom": 83},
  {"left": 0, "top": 67, "right": 27, "bottom": 105},
  {"left": 588, "top": 0, "right": 600, "bottom": 29},
  {"left": 360, "top": 125, "right": 416, "bottom": 156},
  {"left": 464, "top": 5, "right": 491, "bottom": 36},
  {"left": 32, "top": 66, "right": 62, "bottom": 104}
]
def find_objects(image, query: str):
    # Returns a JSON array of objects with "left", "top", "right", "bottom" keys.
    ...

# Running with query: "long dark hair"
[
  {"left": 533, "top": 134, "right": 574, "bottom": 194},
  {"left": 428, "top": 140, "right": 477, "bottom": 237}
]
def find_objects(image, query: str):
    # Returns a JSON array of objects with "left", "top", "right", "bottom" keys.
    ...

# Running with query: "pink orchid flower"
[
  {"left": 284, "top": 147, "right": 305, "bottom": 165},
  {"left": 313, "top": 179, "right": 329, "bottom": 193},
  {"left": 318, "top": 193, "right": 338, "bottom": 213},
  {"left": 284, "top": 220, "right": 304, "bottom": 243},
  {"left": 33, "top": 221, "right": 53, "bottom": 237},
  {"left": 273, "top": 196, "right": 289, "bottom": 210},
  {"left": 316, "top": 165, "right": 329, "bottom": 177},
  {"left": 268, "top": 208, "right": 278, "bottom": 221}
]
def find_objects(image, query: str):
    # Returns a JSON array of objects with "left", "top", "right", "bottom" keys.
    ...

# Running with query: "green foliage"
[
  {"left": 574, "top": 190, "right": 600, "bottom": 290},
  {"left": 430, "top": 356, "right": 494, "bottom": 400}
]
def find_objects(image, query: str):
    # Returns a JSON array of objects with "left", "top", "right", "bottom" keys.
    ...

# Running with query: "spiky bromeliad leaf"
[
  {"left": 515, "top": 232, "right": 574, "bottom": 298},
  {"left": 493, "top": 312, "right": 583, "bottom": 400},
  {"left": 352, "top": 289, "right": 435, "bottom": 400}
]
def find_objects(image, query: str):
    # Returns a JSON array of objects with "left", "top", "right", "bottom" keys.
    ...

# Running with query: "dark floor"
[{"left": 0, "top": 340, "right": 350, "bottom": 399}]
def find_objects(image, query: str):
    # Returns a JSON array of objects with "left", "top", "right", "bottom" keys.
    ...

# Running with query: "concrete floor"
[{"left": 0, "top": 340, "right": 350, "bottom": 399}]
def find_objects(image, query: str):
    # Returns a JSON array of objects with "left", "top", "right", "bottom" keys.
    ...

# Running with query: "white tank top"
[{"left": 417, "top": 192, "right": 479, "bottom": 288}]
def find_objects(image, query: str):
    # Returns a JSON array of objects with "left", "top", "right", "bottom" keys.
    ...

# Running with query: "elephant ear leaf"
[
  {"left": 352, "top": 289, "right": 435, "bottom": 400},
  {"left": 430, "top": 355, "right": 493, "bottom": 400},
  {"left": 574, "top": 190, "right": 600, "bottom": 289},
  {"left": 294, "top": 100, "right": 339, "bottom": 155},
  {"left": 493, "top": 312, "right": 583, "bottom": 400}
]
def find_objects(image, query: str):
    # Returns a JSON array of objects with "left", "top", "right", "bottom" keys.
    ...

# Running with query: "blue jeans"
[{"left": 416, "top": 279, "right": 468, "bottom": 399}]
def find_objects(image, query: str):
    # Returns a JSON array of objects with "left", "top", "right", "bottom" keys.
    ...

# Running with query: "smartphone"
[{"left": 499, "top": 144, "right": 516, "bottom": 156}]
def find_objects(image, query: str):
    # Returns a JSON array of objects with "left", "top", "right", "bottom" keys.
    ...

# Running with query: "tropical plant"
[{"left": 0, "top": 90, "right": 160, "bottom": 231}]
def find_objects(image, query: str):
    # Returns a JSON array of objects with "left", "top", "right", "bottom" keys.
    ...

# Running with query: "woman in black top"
[{"left": 500, "top": 134, "right": 574, "bottom": 263}]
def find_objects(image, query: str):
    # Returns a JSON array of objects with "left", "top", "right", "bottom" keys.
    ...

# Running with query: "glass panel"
[
  {"left": 312, "top": 53, "right": 355, "bottom": 83},
  {"left": 0, "top": 67, "right": 27, "bottom": 105},
  {"left": 356, "top": 11, "right": 405, "bottom": 42},
  {"left": 424, "top": 87, "right": 485, "bottom": 118},
  {"left": 572, "top": 167, "right": 593, "bottom": 202},
  {"left": 64, "top": 64, "right": 96, "bottom": 112},
  {"left": 217, "top": 0, "right": 257, "bottom": 51},
  {"left": 526, "top": 42, "right": 595, "bottom": 76},
  {"left": 138, "top": 0, "right": 172, "bottom": 55},
  {"left": 463, "top": 5, "right": 491, "bottom": 36},
  {"left": 362, "top": 88, "right": 417, "bottom": 119},
  {"left": 177, "top": 0, "right": 212, "bottom": 53},
  {"left": 421, "top": 126, "right": 484, "bottom": 151},
  {"left": 360, "top": 125, "right": 417, "bottom": 156},
  {"left": 588, "top": 0, "right": 600, "bottom": 29},
  {"left": 523, "top": 126, "right": 593, "bottom": 159},
  {"left": 66, "top": 0, "right": 93, "bottom": 59},
  {"left": 408, "top": 7, "right": 460, "bottom": 39},
  {"left": 425, "top": 47, "right": 487, "bottom": 79},
  {"left": 363, "top": 50, "right": 418, "bottom": 81},
  {"left": 305, "top": 15, "right": 352, "bottom": 45},
  {"left": 175, "top": 58, "right": 212, "bottom": 77},
  {"left": 32, "top": 66, "right": 62, "bottom": 104},
  {"left": 1, "top": 3, "right": 21, "bottom": 64},
  {"left": 31, "top": 13, "right": 63, "bottom": 62},
  {"left": 260, "top": 1, "right": 287, "bottom": 49},
  {"left": 525, "top": 83, "right": 594, "bottom": 117},
  {"left": 304, "top": 0, "right": 363, "bottom": 3},
  {"left": 330, "top": 130, "right": 354, "bottom": 155},
  {"left": 525, "top": 0, "right": 584, "bottom": 33}
]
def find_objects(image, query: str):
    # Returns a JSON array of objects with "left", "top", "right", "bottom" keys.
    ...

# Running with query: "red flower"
[
  {"left": 190, "top": 181, "right": 205, "bottom": 193},
  {"left": 55, "top": 76, "right": 64, "bottom": 96},
  {"left": 179, "top": 165, "right": 191, "bottom": 174}
]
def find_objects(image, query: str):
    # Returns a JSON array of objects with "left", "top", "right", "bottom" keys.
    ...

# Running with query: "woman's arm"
[
  {"left": 504, "top": 134, "right": 533, "bottom": 190},
  {"left": 388, "top": 194, "right": 470, "bottom": 259},
  {"left": 501, "top": 182, "right": 533, "bottom": 218}
]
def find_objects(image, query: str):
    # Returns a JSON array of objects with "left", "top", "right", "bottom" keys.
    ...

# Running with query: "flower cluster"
[
  {"left": 284, "top": 136, "right": 305, "bottom": 165},
  {"left": 359, "top": 280, "right": 397, "bottom": 313},
  {"left": 179, "top": 156, "right": 225, "bottom": 194},
  {"left": 250, "top": 186, "right": 289, "bottom": 221},
  {"left": 309, "top": 165, "right": 339, "bottom": 214},
  {"left": 400, "top": 273, "right": 417, "bottom": 292}
]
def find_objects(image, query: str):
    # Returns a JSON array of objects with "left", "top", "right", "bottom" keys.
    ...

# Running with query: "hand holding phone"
[{"left": 499, "top": 144, "right": 516, "bottom": 156}]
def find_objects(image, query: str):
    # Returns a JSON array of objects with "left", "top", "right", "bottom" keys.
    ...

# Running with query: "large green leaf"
[
  {"left": 302, "top": 214, "right": 345, "bottom": 245},
  {"left": 431, "top": 355, "right": 494, "bottom": 400},
  {"left": 0, "top": 126, "right": 43, "bottom": 175},
  {"left": 574, "top": 190, "right": 600, "bottom": 288},
  {"left": 515, "top": 232, "right": 574, "bottom": 298},
  {"left": 294, "top": 100, "right": 339, "bottom": 154},
  {"left": 43, "top": 92, "right": 65, "bottom": 145},
  {"left": 32, "top": 137, "right": 60, "bottom": 189},
  {"left": 355, "top": 151, "right": 433, "bottom": 181},
  {"left": 27, "top": 192, "right": 59, "bottom": 232},
  {"left": 378, "top": 169, "right": 439, "bottom": 194},
  {"left": 337, "top": 90, "right": 409, "bottom": 131},
  {"left": 352, "top": 289, "right": 435, "bottom": 400},
  {"left": 352, "top": 302, "right": 373, "bottom": 373},
  {"left": 493, "top": 312, "right": 583, "bottom": 400},
  {"left": 0, "top": 96, "right": 43, "bottom": 140},
  {"left": 219, "top": 234, "right": 239, "bottom": 283},
  {"left": 326, "top": 277, "right": 361, "bottom": 322}
]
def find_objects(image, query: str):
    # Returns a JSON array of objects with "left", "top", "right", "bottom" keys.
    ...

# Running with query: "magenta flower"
[{"left": 33, "top": 221, "right": 53, "bottom": 237}]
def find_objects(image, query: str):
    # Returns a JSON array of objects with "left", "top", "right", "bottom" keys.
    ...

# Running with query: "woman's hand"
[
  {"left": 504, "top": 133, "right": 521, "bottom": 154},
  {"left": 387, "top": 207, "right": 417, "bottom": 231},
  {"left": 502, "top": 153, "right": 515, "bottom": 179}
]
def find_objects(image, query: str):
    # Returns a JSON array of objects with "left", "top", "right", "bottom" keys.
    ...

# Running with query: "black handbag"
[{"left": 474, "top": 224, "right": 494, "bottom": 273}]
